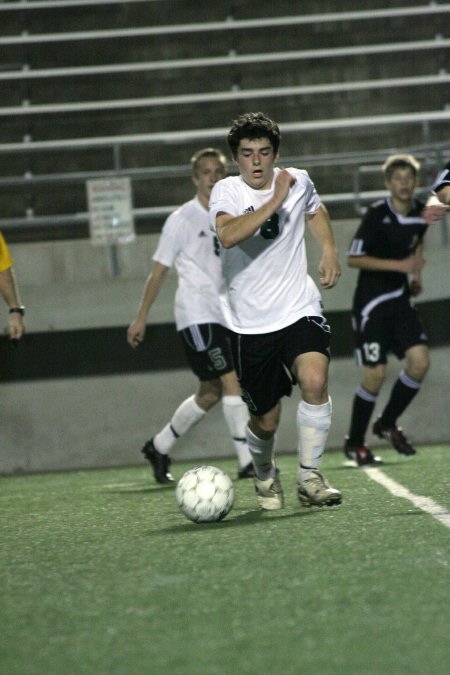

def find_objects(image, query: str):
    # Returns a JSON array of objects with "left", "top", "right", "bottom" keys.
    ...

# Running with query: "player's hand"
[
  {"left": 318, "top": 252, "right": 341, "bottom": 289},
  {"left": 273, "top": 169, "right": 296, "bottom": 205},
  {"left": 127, "top": 318, "right": 146, "bottom": 348},
  {"left": 421, "top": 203, "right": 450, "bottom": 224},
  {"left": 409, "top": 279, "right": 422, "bottom": 296},
  {"left": 400, "top": 251, "right": 425, "bottom": 274},
  {"left": 8, "top": 313, "right": 25, "bottom": 340}
]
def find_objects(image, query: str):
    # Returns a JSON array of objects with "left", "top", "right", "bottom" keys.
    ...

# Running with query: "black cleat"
[
  {"left": 141, "top": 438, "right": 175, "bottom": 483},
  {"left": 344, "top": 438, "right": 383, "bottom": 466},
  {"left": 372, "top": 419, "right": 416, "bottom": 456},
  {"left": 237, "top": 462, "right": 255, "bottom": 479}
]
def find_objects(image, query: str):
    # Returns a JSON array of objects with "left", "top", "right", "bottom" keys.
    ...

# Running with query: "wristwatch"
[{"left": 9, "top": 306, "right": 25, "bottom": 316}]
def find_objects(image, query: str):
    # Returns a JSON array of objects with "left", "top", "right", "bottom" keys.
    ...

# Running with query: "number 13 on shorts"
[{"left": 362, "top": 342, "right": 381, "bottom": 363}]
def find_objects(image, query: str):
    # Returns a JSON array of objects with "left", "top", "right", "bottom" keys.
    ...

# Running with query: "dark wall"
[{"left": 1, "top": 300, "right": 448, "bottom": 383}]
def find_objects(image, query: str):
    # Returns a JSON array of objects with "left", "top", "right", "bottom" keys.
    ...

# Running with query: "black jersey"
[
  {"left": 348, "top": 197, "right": 427, "bottom": 310},
  {"left": 431, "top": 160, "right": 450, "bottom": 192}
]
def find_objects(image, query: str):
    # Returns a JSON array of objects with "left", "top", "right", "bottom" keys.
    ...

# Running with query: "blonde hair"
[{"left": 190, "top": 148, "right": 227, "bottom": 176}]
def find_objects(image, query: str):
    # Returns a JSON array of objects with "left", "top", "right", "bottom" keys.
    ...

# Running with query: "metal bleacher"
[{"left": 0, "top": 0, "right": 449, "bottom": 240}]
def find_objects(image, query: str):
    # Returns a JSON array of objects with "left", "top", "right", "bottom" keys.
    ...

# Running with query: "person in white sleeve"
[
  {"left": 422, "top": 159, "right": 450, "bottom": 224},
  {"left": 209, "top": 112, "right": 342, "bottom": 510},
  {"left": 127, "top": 148, "right": 253, "bottom": 483}
]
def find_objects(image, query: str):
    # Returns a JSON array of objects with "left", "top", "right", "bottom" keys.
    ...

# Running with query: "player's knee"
[
  {"left": 408, "top": 353, "right": 430, "bottom": 380},
  {"left": 300, "top": 371, "right": 328, "bottom": 400},
  {"left": 363, "top": 365, "right": 385, "bottom": 392},
  {"left": 250, "top": 411, "right": 279, "bottom": 437},
  {"left": 197, "top": 380, "right": 222, "bottom": 409}
]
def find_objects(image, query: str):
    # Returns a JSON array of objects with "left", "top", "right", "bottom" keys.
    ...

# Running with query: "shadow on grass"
[
  {"left": 102, "top": 483, "right": 176, "bottom": 494},
  {"left": 153, "top": 503, "right": 339, "bottom": 535}
]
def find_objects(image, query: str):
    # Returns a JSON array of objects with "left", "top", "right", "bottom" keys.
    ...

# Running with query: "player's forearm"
[
  {"left": 134, "top": 266, "right": 168, "bottom": 319},
  {"left": 0, "top": 267, "right": 22, "bottom": 308},
  {"left": 347, "top": 255, "right": 406, "bottom": 272},
  {"left": 435, "top": 185, "right": 450, "bottom": 204},
  {"left": 216, "top": 196, "right": 281, "bottom": 248},
  {"left": 426, "top": 194, "right": 442, "bottom": 207},
  {"left": 307, "top": 206, "right": 338, "bottom": 255}
]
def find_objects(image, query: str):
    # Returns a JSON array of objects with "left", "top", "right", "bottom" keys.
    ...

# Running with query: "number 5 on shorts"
[{"left": 208, "top": 347, "right": 226, "bottom": 370}]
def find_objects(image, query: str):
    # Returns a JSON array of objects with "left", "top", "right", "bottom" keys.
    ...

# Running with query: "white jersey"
[
  {"left": 209, "top": 167, "right": 323, "bottom": 334},
  {"left": 153, "top": 196, "right": 225, "bottom": 331}
]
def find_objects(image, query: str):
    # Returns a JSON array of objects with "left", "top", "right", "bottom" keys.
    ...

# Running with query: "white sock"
[
  {"left": 153, "top": 395, "right": 206, "bottom": 454},
  {"left": 246, "top": 426, "right": 275, "bottom": 480},
  {"left": 222, "top": 395, "right": 253, "bottom": 468},
  {"left": 297, "top": 397, "right": 332, "bottom": 482}
]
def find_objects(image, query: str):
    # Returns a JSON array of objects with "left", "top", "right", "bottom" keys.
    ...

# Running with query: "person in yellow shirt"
[{"left": 0, "top": 232, "right": 25, "bottom": 341}]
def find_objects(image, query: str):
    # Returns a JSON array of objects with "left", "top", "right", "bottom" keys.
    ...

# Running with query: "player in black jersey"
[{"left": 344, "top": 154, "right": 429, "bottom": 465}]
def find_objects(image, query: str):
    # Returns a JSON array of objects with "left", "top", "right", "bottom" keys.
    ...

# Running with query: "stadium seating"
[{"left": 0, "top": 0, "right": 449, "bottom": 239}]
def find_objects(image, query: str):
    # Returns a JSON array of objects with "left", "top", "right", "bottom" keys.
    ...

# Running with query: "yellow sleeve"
[{"left": 0, "top": 232, "right": 14, "bottom": 272}]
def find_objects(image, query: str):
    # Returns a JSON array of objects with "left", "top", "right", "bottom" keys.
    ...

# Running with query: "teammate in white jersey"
[
  {"left": 127, "top": 148, "right": 253, "bottom": 483},
  {"left": 209, "top": 112, "right": 342, "bottom": 510},
  {"left": 422, "top": 159, "right": 450, "bottom": 223}
]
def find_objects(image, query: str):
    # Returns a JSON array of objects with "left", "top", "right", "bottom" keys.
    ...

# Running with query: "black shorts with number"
[
  {"left": 232, "top": 316, "right": 331, "bottom": 416},
  {"left": 179, "top": 323, "right": 236, "bottom": 381},
  {"left": 352, "top": 296, "right": 428, "bottom": 366}
]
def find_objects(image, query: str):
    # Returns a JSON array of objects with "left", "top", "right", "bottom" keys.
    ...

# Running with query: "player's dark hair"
[
  {"left": 227, "top": 112, "right": 281, "bottom": 159},
  {"left": 382, "top": 154, "right": 420, "bottom": 180},
  {"left": 190, "top": 148, "right": 227, "bottom": 176}
]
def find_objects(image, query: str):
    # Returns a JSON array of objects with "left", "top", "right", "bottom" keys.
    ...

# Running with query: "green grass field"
[{"left": 1, "top": 445, "right": 449, "bottom": 675}]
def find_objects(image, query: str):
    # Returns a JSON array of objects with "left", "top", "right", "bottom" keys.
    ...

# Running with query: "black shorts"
[
  {"left": 179, "top": 323, "right": 236, "bottom": 381},
  {"left": 352, "top": 297, "right": 428, "bottom": 366},
  {"left": 232, "top": 316, "right": 331, "bottom": 416}
]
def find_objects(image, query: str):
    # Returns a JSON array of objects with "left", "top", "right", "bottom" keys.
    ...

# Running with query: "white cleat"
[
  {"left": 254, "top": 473, "right": 284, "bottom": 510},
  {"left": 297, "top": 470, "right": 342, "bottom": 507}
]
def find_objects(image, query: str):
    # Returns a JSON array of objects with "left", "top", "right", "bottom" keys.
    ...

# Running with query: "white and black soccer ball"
[{"left": 175, "top": 465, "right": 234, "bottom": 523}]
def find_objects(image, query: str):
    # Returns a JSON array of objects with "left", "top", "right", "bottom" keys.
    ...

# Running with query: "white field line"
[{"left": 364, "top": 467, "right": 450, "bottom": 530}]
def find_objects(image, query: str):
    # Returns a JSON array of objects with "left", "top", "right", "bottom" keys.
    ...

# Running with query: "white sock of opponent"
[
  {"left": 246, "top": 426, "right": 276, "bottom": 481},
  {"left": 153, "top": 394, "right": 206, "bottom": 454},
  {"left": 221, "top": 395, "right": 253, "bottom": 468},
  {"left": 297, "top": 397, "right": 332, "bottom": 483}
]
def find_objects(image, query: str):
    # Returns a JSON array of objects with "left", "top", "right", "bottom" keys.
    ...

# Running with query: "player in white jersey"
[
  {"left": 422, "top": 159, "right": 450, "bottom": 223},
  {"left": 127, "top": 148, "right": 253, "bottom": 483},
  {"left": 209, "top": 112, "right": 342, "bottom": 510}
]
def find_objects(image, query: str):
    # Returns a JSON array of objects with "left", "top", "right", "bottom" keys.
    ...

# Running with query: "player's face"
[
  {"left": 193, "top": 157, "right": 226, "bottom": 202},
  {"left": 235, "top": 138, "right": 278, "bottom": 190},
  {"left": 385, "top": 167, "right": 417, "bottom": 204}
]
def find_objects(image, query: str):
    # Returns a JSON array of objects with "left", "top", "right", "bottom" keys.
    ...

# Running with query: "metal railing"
[
  {"left": 2, "top": 37, "right": 448, "bottom": 81},
  {"left": 2, "top": 72, "right": 449, "bottom": 117},
  {"left": 1, "top": 4, "right": 449, "bottom": 45},
  {"left": 1, "top": 109, "right": 449, "bottom": 155},
  {"left": 0, "top": 0, "right": 156, "bottom": 10},
  {"left": 1, "top": 140, "right": 448, "bottom": 233}
]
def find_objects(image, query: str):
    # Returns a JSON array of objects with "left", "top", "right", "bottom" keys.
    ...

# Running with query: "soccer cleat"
[
  {"left": 372, "top": 419, "right": 416, "bottom": 456},
  {"left": 344, "top": 437, "right": 383, "bottom": 466},
  {"left": 254, "top": 472, "right": 284, "bottom": 510},
  {"left": 237, "top": 462, "right": 255, "bottom": 479},
  {"left": 297, "top": 470, "right": 342, "bottom": 507},
  {"left": 141, "top": 438, "right": 175, "bottom": 484}
]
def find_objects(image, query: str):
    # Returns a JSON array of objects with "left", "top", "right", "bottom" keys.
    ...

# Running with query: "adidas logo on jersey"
[
  {"left": 198, "top": 230, "right": 208, "bottom": 237},
  {"left": 243, "top": 205, "right": 255, "bottom": 214}
]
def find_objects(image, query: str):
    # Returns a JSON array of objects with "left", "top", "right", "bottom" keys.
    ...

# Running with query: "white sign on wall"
[{"left": 86, "top": 177, "right": 135, "bottom": 245}]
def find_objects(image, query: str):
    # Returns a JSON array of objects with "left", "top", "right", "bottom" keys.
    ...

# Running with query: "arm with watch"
[{"left": 0, "top": 266, "right": 25, "bottom": 341}]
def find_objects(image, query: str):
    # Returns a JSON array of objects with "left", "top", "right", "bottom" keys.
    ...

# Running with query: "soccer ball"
[{"left": 175, "top": 465, "right": 234, "bottom": 523}]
